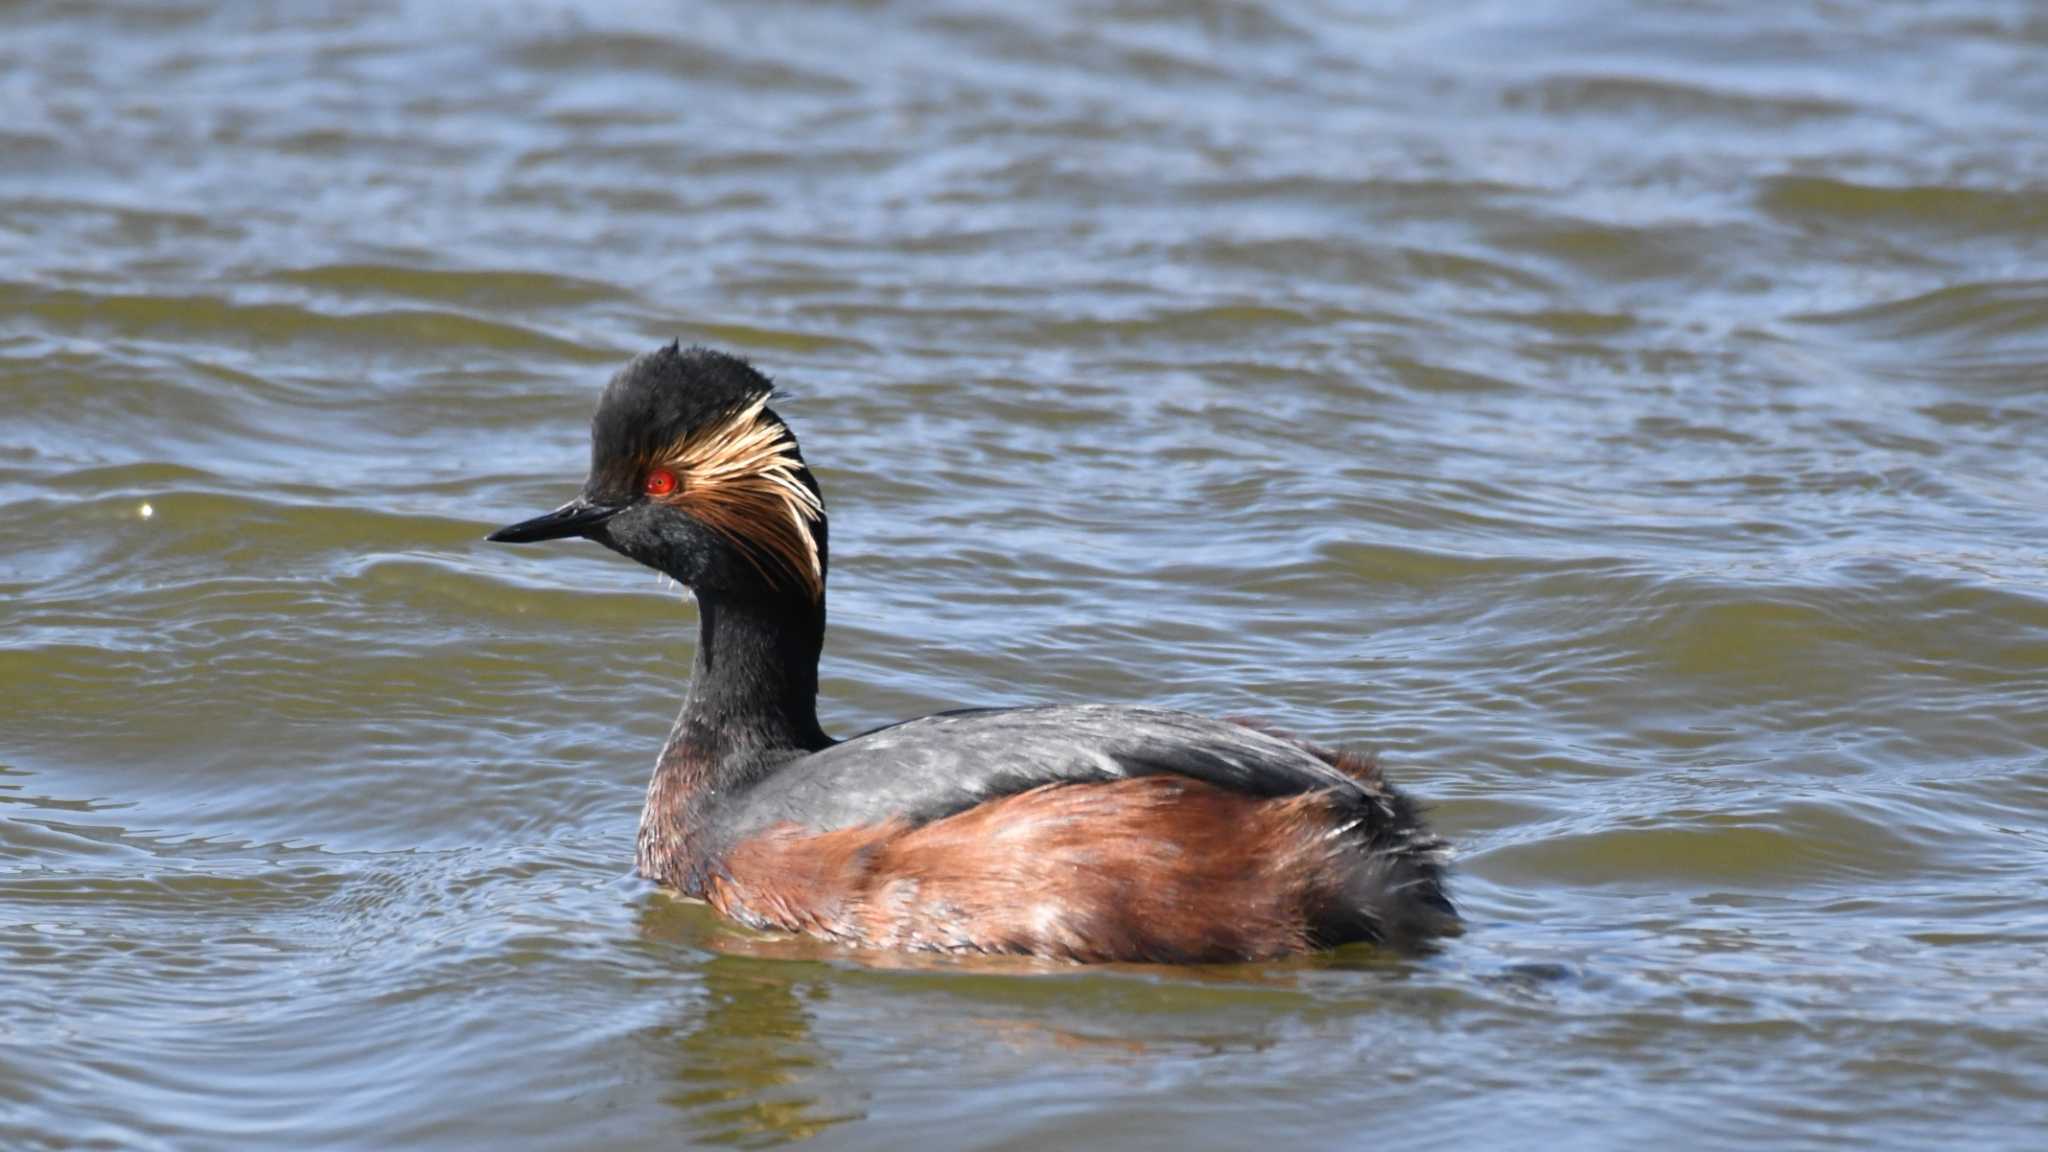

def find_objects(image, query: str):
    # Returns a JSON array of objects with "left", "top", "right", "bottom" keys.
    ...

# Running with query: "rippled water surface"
[{"left": 5, "top": 2, "right": 2047, "bottom": 1148}]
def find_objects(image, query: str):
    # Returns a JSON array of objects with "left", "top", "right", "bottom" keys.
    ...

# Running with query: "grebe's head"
[{"left": 488, "top": 344, "right": 827, "bottom": 603}]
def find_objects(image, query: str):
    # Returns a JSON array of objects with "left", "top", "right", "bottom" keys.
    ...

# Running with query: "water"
[{"left": 4, "top": 1, "right": 2046, "bottom": 1147}]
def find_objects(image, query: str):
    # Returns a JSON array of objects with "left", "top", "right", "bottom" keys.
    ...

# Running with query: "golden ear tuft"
[{"left": 656, "top": 398, "right": 824, "bottom": 599}]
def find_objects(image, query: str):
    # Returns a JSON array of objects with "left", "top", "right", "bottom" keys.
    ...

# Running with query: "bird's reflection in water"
[
  {"left": 634, "top": 895, "right": 863, "bottom": 1147},
  {"left": 631, "top": 890, "right": 1427, "bottom": 1145}
]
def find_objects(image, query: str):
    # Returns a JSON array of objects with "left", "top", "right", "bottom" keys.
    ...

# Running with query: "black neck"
[
  {"left": 675, "top": 590, "right": 830, "bottom": 758},
  {"left": 639, "top": 588, "right": 830, "bottom": 889}
]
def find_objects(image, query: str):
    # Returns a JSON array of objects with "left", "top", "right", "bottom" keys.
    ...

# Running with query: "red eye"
[{"left": 644, "top": 469, "right": 678, "bottom": 497}]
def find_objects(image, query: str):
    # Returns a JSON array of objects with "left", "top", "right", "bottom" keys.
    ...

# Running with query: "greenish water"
[{"left": 4, "top": 2, "right": 2046, "bottom": 1148}]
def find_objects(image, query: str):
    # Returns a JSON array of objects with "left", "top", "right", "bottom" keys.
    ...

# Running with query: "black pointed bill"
[{"left": 486, "top": 497, "right": 625, "bottom": 544}]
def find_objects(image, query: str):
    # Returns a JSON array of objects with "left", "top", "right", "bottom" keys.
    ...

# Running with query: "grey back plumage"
[{"left": 713, "top": 703, "right": 1396, "bottom": 843}]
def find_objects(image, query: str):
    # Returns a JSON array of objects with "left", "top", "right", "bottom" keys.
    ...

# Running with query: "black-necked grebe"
[{"left": 489, "top": 344, "right": 1455, "bottom": 962}]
